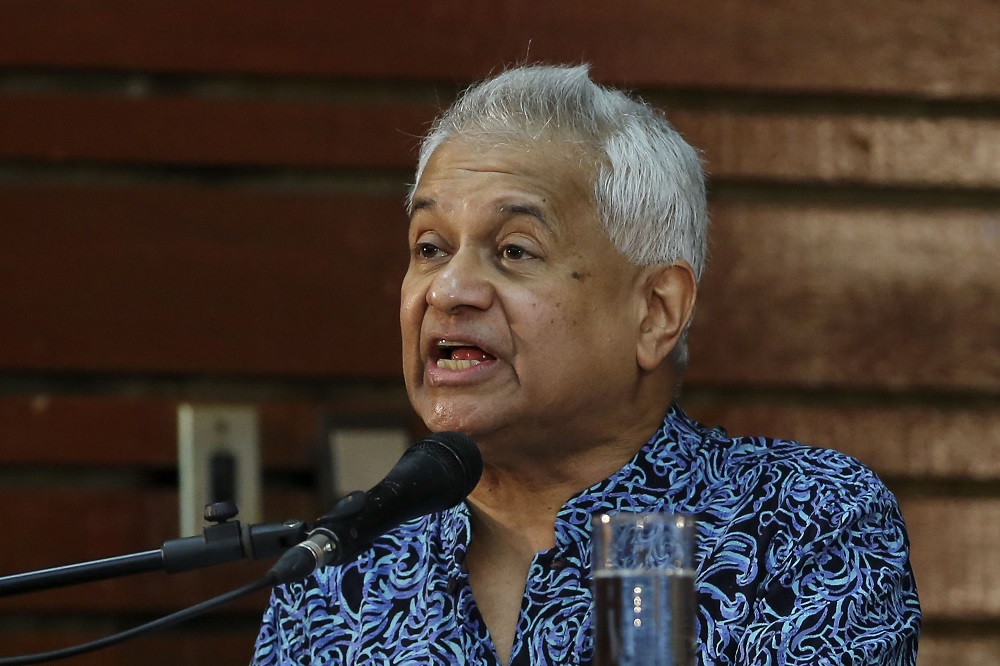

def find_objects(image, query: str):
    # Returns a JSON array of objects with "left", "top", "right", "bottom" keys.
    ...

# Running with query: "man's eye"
[
  {"left": 416, "top": 242, "right": 442, "bottom": 259},
  {"left": 501, "top": 244, "right": 529, "bottom": 261}
]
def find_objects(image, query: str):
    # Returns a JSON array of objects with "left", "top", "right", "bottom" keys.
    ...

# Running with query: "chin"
[
  {"left": 421, "top": 410, "right": 481, "bottom": 436},
  {"left": 415, "top": 398, "right": 497, "bottom": 438}
]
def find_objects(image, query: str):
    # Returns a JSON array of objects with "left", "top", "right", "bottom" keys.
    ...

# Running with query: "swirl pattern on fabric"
[{"left": 253, "top": 403, "right": 920, "bottom": 665}]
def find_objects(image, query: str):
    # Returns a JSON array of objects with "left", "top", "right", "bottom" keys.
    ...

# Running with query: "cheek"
[
  {"left": 506, "top": 293, "right": 548, "bottom": 331},
  {"left": 399, "top": 275, "right": 424, "bottom": 324},
  {"left": 508, "top": 294, "right": 579, "bottom": 354},
  {"left": 399, "top": 277, "right": 427, "bottom": 364}
]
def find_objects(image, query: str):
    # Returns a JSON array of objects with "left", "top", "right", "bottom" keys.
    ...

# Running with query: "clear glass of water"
[{"left": 592, "top": 512, "right": 696, "bottom": 666}]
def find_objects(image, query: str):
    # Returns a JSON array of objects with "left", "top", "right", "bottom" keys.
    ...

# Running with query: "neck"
[
  {"left": 463, "top": 374, "right": 678, "bottom": 548},
  {"left": 466, "top": 469, "right": 568, "bottom": 552},
  {"left": 466, "top": 427, "right": 653, "bottom": 553}
]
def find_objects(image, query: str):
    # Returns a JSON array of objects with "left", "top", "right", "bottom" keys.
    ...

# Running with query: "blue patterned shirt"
[{"left": 253, "top": 403, "right": 920, "bottom": 665}]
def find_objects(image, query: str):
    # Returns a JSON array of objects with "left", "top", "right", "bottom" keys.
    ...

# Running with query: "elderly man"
[{"left": 253, "top": 64, "right": 920, "bottom": 665}]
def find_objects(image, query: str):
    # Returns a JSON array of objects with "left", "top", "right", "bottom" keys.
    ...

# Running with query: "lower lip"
[{"left": 425, "top": 358, "right": 500, "bottom": 385}]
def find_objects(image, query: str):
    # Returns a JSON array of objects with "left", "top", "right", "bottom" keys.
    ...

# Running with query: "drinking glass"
[{"left": 592, "top": 512, "right": 696, "bottom": 666}]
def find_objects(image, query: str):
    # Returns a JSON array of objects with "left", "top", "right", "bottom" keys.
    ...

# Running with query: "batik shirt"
[{"left": 252, "top": 403, "right": 920, "bottom": 665}]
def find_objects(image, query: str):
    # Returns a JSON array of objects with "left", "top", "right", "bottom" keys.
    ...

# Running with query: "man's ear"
[{"left": 636, "top": 261, "right": 697, "bottom": 372}]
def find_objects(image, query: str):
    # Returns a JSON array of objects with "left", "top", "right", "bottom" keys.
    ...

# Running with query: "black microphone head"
[
  {"left": 409, "top": 431, "right": 482, "bottom": 499},
  {"left": 275, "top": 432, "right": 483, "bottom": 580}
]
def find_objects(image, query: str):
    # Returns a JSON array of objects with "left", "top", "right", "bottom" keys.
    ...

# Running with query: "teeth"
[
  {"left": 437, "top": 359, "right": 480, "bottom": 370},
  {"left": 437, "top": 339, "right": 466, "bottom": 348}
]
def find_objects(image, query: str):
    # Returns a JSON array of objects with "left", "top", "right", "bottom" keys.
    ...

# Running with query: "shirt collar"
[{"left": 552, "top": 402, "right": 704, "bottom": 548}]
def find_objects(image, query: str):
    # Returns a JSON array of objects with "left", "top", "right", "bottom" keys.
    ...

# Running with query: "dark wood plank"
[
  {"left": 901, "top": 497, "right": 1000, "bottom": 620},
  {"left": 688, "top": 201, "right": 1000, "bottom": 391},
  {"left": 0, "top": 184, "right": 408, "bottom": 377},
  {"left": 0, "top": 396, "right": 178, "bottom": 466},
  {"left": 7, "top": 94, "right": 1000, "bottom": 190},
  {"left": 0, "top": 397, "right": 296, "bottom": 468},
  {"left": 1, "top": 2, "right": 999, "bottom": 99},
  {"left": 0, "top": 93, "right": 430, "bottom": 168},
  {"left": 919, "top": 634, "right": 1000, "bottom": 666},
  {"left": 685, "top": 399, "right": 1000, "bottom": 482},
  {"left": 0, "top": 396, "right": 414, "bottom": 469},
  {"left": 672, "top": 110, "right": 1000, "bottom": 189}
]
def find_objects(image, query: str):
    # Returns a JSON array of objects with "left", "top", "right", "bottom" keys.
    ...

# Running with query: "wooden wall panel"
[
  {"left": 1, "top": 2, "right": 1000, "bottom": 99},
  {"left": 0, "top": 94, "right": 430, "bottom": 169},
  {"left": 673, "top": 111, "right": 1000, "bottom": 189},
  {"left": 7, "top": 94, "right": 1000, "bottom": 191},
  {"left": 919, "top": 635, "right": 1000, "bottom": 666},
  {"left": 0, "top": 396, "right": 333, "bottom": 468},
  {"left": 0, "top": 395, "right": 419, "bottom": 469},
  {"left": 685, "top": 400, "right": 1000, "bottom": 482},
  {"left": 902, "top": 498, "right": 1000, "bottom": 620},
  {"left": 0, "top": 185, "right": 407, "bottom": 377},
  {"left": 690, "top": 202, "right": 1000, "bottom": 391},
  {"left": 0, "top": 396, "right": 177, "bottom": 466}
]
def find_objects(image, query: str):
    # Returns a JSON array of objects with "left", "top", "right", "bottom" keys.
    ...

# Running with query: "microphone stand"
[
  {"left": 0, "top": 433, "right": 481, "bottom": 664},
  {"left": 0, "top": 502, "right": 307, "bottom": 598}
]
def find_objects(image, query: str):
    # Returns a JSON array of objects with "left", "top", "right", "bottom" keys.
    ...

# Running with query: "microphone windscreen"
[{"left": 409, "top": 431, "right": 482, "bottom": 500}]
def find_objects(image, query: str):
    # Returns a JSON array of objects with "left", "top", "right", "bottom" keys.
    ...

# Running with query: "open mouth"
[{"left": 435, "top": 339, "right": 497, "bottom": 370}]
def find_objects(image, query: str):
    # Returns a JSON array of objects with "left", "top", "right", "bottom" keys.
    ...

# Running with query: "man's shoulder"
[
  {"left": 721, "top": 433, "right": 879, "bottom": 488},
  {"left": 664, "top": 405, "right": 894, "bottom": 517},
  {"left": 731, "top": 436, "right": 893, "bottom": 518}
]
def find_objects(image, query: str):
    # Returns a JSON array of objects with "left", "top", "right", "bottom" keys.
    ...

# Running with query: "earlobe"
[{"left": 636, "top": 262, "right": 697, "bottom": 372}]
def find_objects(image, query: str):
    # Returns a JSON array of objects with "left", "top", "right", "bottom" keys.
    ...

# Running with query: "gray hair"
[{"left": 408, "top": 63, "right": 708, "bottom": 373}]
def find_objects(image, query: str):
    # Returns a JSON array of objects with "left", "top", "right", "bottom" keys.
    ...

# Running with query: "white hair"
[{"left": 408, "top": 64, "right": 708, "bottom": 372}]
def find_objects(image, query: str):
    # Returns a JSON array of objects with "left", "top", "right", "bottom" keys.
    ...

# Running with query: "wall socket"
[{"left": 177, "top": 404, "right": 262, "bottom": 536}]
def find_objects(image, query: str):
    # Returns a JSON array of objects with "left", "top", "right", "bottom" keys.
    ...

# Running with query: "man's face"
[{"left": 400, "top": 138, "right": 645, "bottom": 458}]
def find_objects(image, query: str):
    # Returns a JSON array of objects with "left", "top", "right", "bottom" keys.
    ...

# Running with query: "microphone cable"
[{"left": 0, "top": 575, "right": 274, "bottom": 665}]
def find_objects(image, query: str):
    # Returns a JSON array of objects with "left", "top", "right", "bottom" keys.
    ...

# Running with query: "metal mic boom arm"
[{"left": 0, "top": 502, "right": 307, "bottom": 598}]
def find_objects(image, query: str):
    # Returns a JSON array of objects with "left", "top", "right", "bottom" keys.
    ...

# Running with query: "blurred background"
[{"left": 1, "top": 2, "right": 998, "bottom": 664}]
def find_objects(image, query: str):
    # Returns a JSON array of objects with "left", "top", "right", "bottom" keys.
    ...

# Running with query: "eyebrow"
[
  {"left": 409, "top": 198, "right": 552, "bottom": 228},
  {"left": 498, "top": 202, "right": 551, "bottom": 229},
  {"left": 409, "top": 197, "right": 435, "bottom": 215}
]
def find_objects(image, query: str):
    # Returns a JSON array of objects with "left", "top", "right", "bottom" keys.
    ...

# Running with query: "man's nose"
[{"left": 427, "top": 249, "right": 495, "bottom": 313}]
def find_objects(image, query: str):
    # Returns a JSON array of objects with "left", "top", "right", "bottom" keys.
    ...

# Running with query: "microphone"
[{"left": 269, "top": 431, "right": 481, "bottom": 584}]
